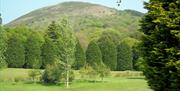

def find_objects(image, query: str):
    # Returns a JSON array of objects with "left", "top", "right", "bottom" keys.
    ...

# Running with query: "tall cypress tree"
[
  {"left": 41, "top": 37, "right": 58, "bottom": 68},
  {"left": 98, "top": 35, "right": 117, "bottom": 70},
  {"left": 5, "top": 34, "right": 25, "bottom": 68},
  {"left": 73, "top": 40, "right": 86, "bottom": 70},
  {"left": 41, "top": 21, "right": 59, "bottom": 68},
  {"left": 86, "top": 41, "right": 103, "bottom": 68},
  {"left": 0, "top": 26, "right": 7, "bottom": 68},
  {"left": 140, "top": 0, "right": 180, "bottom": 90},
  {"left": 117, "top": 41, "right": 133, "bottom": 71},
  {"left": 25, "top": 32, "right": 44, "bottom": 68}
]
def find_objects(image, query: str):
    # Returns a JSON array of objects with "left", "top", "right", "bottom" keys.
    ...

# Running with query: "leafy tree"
[
  {"left": 0, "top": 26, "right": 7, "bottom": 68},
  {"left": 73, "top": 40, "right": 86, "bottom": 70},
  {"left": 5, "top": 33, "right": 25, "bottom": 68},
  {"left": 117, "top": 41, "right": 133, "bottom": 71},
  {"left": 25, "top": 32, "right": 44, "bottom": 68},
  {"left": 56, "top": 18, "right": 76, "bottom": 88},
  {"left": 86, "top": 41, "right": 103, "bottom": 68},
  {"left": 140, "top": 0, "right": 180, "bottom": 90},
  {"left": 98, "top": 35, "right": 117, "bottom": 70}
]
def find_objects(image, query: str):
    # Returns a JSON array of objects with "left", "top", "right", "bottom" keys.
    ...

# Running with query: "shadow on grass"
[
  {"left": 127, "top": 77, "right": 145, "bottom": 80},
  {"left": 74, "top": 79, "right": 107, "bottom": 83},
  {"left": 23, "top": 80, "right": 68, "bottom": 87}
]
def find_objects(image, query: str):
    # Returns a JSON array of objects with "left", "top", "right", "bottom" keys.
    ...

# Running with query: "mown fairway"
[{"left": 0, "top": 68, "right": 152, "bottom": 91}]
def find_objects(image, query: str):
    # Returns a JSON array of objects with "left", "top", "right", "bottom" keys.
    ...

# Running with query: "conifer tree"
[
  {"left": 73, "top": 40, "right": 86, "bottom": 70},
  {"left": 86, "top": 41, "right": 103, "bottom": 68},
  {"left": 0, "top": 26, "right": 7, "bottom": 68},
  {"left": 98, "top": 35, "right": 117, "bottom": 70},
  {"left": 5, "top": 34, "right": 25, "bottom": 68},
  {"left": 25, "top": 32, "right": 44, "bottom": 68},
  {"left": 117, "top": 41, "right": 133, "bottom": 71},
  {"left": 140, "top": 0, "right": 180, "bottom": 90}
]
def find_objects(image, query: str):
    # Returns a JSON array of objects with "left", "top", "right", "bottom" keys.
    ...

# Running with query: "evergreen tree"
[
  {"left": 117, "top": 41, "right": 133, "bottom": 71},
  {"left": 140, "top": 0, "right": 180, "bottom": 90},
  {"left": 86, "top": 41, "right": 103, "bottom": 68},
  {"left": 73, "top": 40, "right": 86, "bottom": 70},
  {"left": 41, "top": 21, "right": 59, "bottom": 68},
  {"left": 5, "top": 34, "right": 25, "bottom": 68},
  {"left": 0, "top": 26, "right": 7, "bottom": 68},
  {"left": 98, "top": 35, "right": 117, "bottom": 70},
  {"left": 25, "top": 32, "right": 44, "bottom": 68},
  {"left": 41, "top": 37, "right": 57, "bottom": 68}
]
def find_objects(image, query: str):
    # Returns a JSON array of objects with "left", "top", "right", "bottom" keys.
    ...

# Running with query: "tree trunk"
[{"left": 66, "top": 66, "right": 69, "bottom": 88}]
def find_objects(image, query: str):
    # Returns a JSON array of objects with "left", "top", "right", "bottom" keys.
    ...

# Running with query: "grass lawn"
[{"left": 0, "top": 68, "right": 152, "bottom": 91}]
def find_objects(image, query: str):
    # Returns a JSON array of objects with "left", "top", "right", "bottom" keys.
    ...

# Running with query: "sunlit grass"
[{"left": 0, "top": 68, "right": 152, "bottom": 91}]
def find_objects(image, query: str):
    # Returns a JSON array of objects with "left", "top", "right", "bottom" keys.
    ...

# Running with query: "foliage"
[
  {"left": 5, "top": 33, "right": 25, "bottom": 68},
  {"left": 117, "top": 41, "right": 133, "bottom": 71},
  {"left": 100, "top": 30, "right": 125, "bottom": 46},
  {"left": 55, "top": 18, "right": 77, "bottom": 88},
  {"left": 73, "top": 40, "right": 86, "bottom": 70},
  {"left": 0, "top": 26, "right": 7, "bottom": 68},
  {"left": 25, "top": 32, "right": 44, "bottom": 68},
  {"left": 96, "top": 64, "right": 110, "bottom": 81},
  {"left": 41, "top": 21, "right": 59, "bottom": 68},
  {"left": 86, "top": 41, "right": 103, "bottom": 68},
  {"left": 79, "top": 64, "right": 98, "bottom": 79},
  {"left": 98, "top": 35, "right": 117, "bottom": 70},
  {"left": 28, "top": 69, "right": 41, "bottom": 82},
  {"left": 140, "top": 0, "right": 180, "bottom": 90},
  {"left": 42, "top": 61, "right": 65, "bottom": 84}
]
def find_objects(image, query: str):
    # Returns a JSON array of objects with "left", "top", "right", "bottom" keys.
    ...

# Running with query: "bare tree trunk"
[{"left": 66, "top": 69, "right": 69, "bottom": 88}]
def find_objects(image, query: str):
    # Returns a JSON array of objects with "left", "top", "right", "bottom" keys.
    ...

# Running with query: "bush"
[
  {"left": 41, "top": 61, "right": 75, "bottom": 85},
  {"left": 79, "top": 64, "right": 110, "bottom": 81},
  {"left": 42, "top": 63, "right": 64, "bottom": 84},
  {"left": 97, "top": 64, "right": 110, "bottom": 81},
  {"left": 28, "top": 69, "right": 41, "bottom": 82},
  {"left": 79, "top": 64, "right": 98, "bottom": 80},
  {"left": 14, "top": 77, "right": 25, "bottom": 83}
]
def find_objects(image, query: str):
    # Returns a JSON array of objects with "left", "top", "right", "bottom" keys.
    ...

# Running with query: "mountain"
[{"left": 6, "top": 2, "right": 144, "bottom": 48}]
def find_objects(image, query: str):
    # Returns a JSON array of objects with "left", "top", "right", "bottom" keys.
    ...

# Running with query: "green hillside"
[{"left": 6, "top": 1, "right": 143, "bottom": 48}]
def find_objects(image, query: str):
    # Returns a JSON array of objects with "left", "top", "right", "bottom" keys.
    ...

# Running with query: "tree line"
[{"left": 0, "top": 21, "right": 142, "bottom": 71}]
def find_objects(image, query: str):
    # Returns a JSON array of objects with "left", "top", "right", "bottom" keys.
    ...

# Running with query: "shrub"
[
  {"left": 28, "top": 69, "right": 41, "bottom": 82},
  {"left": 42, "top": 63, "right": 64, "bottom": 84}
]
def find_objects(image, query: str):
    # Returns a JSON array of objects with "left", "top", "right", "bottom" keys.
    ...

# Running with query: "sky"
[{"left": 0, "top": 0, "right": 149, "bottom": 24}]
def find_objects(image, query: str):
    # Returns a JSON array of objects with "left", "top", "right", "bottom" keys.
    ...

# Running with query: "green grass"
[{"left": 0, "top": 68, "right": 152, "bottom": 91}]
